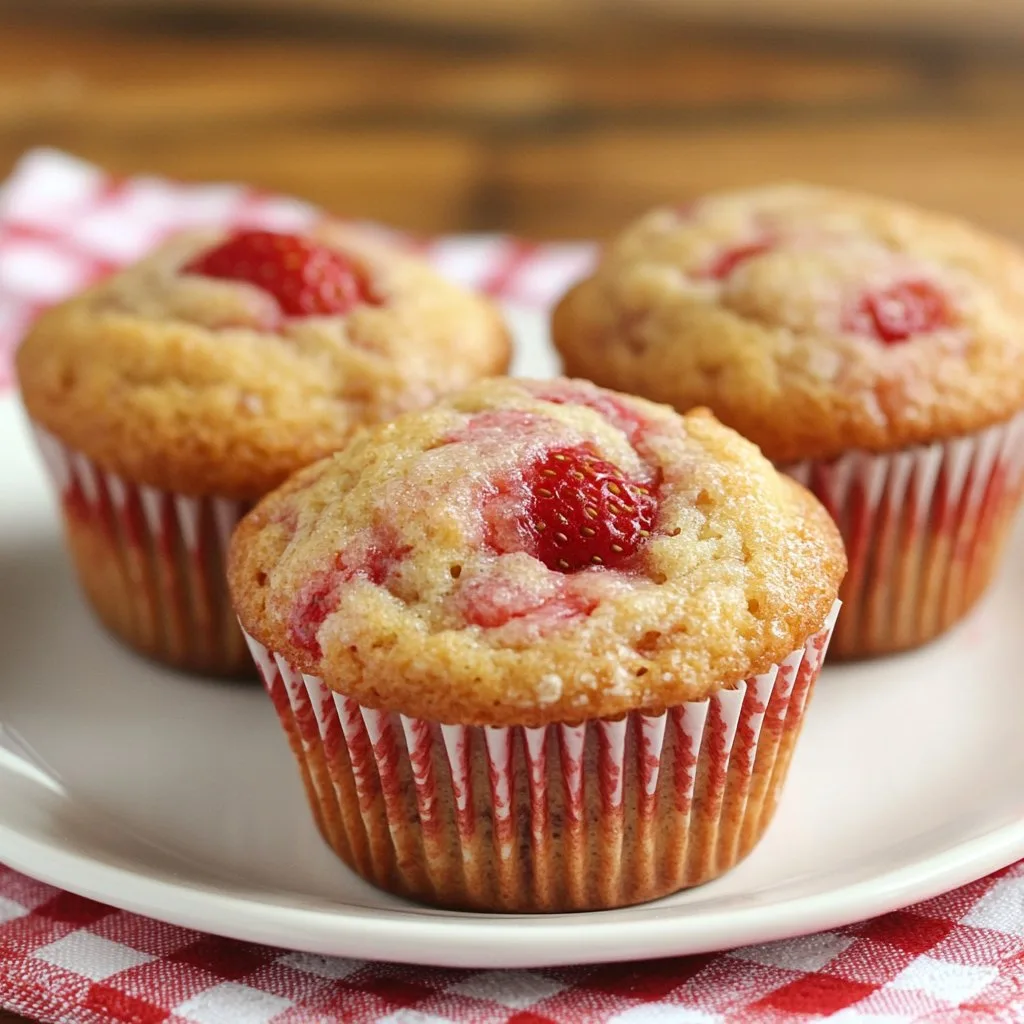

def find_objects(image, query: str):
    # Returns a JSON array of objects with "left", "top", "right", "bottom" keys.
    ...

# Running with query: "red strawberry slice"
[
  {"left": 288, "top": 534, "right": 409, "bottom": 657},
  {"left": 458, "top": 574, "right": 597, "bottom": 629},
  {"left": 522, "top": 445, "right": 657, "bottom": 573},
  {"left": 185, "top": 229, "right": 380, "bottom": 318},
  {"left": 698, "top": 240, "right": 774, "bottom": 280},
  {"left": 848, "top": 280, "right": 950, "bottom": 344},
  {"left": 289, "top": 560, "right": 343, "bottom": 657}
]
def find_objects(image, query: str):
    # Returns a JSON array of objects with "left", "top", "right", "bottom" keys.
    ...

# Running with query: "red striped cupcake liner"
[
  {"left": 245, "top": 602, "right": 839, "bottom": 913},
  {"left": 32, "top": 425, "right": 251, "bottom": 676},
  {"left": 784, "top": 415, "right": 1024, "bottom": 659}
]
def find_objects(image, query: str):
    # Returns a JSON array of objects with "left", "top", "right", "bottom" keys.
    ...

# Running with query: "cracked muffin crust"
[
  {"left": 17, "top": 224, "right": 511, "bottom": 500},
  {"left": 552, "top": 184, "right": 1024, "bottom": 463},
  {"left": 229, "top": 377, "right": 845, "bottom": 726}
]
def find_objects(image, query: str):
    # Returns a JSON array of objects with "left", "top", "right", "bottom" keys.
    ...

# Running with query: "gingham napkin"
[{"left": 1, "top": 149, "right": 1023, "bottom": 1024}]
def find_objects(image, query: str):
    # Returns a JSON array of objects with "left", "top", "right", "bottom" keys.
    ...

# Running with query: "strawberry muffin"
[
  {"left": 17, "top": 227, "right": 510, "bottom": 675},
  {"left": 553, "top": 185, "right": 1024, "bottom": 658},
  {"left": 229, "top": 377, "right": 844, "bottom": 912}
]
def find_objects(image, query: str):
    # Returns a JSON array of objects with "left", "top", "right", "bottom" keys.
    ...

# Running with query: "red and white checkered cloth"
[{"left": 2, "top": 149, "right": 1024, "bottom": 1024}]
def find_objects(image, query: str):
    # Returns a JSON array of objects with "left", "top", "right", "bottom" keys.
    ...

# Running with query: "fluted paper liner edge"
[
  {"left": 784, "top": 414, "right": 1024, "bottom": 658},
  {"left": 30, "top": 424, "right": 251, "bottom": 676},
  {"left": 246, "top": 601, "right": 839, "bottom": 913}
]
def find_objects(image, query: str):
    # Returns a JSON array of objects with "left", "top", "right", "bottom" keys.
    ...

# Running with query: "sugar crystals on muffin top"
[
  {"left": 229, "top": 378, "right": 844, "bottom": 723},
  {"left": 616, "top": 189, "right": 975, "bottom": 348},
  {"left": 554, "top": 185, "right": 1024, "bottom": 461}
]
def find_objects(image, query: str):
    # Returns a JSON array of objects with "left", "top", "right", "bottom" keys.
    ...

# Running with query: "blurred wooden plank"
[
  {"left": 628, "top": 0, "right": 1024, "bottom": 38},
  {"left": 0, "top": 20, "right": 925, "bottom": 131},
  {"left": 20, "top": 112, "right": 1017, "bottom": 240},
  {"left": 34, "top": 0, "right": 1024, "bottom": 42},
  {"left": 493, "top": 114, "right": 1024, "bottom": 240},
  {"left": 0, "top": 14, "right": 1021, "bottom": 241},
  {"left": 5, "top": 11, "right": 1023, "bottom": 241}
]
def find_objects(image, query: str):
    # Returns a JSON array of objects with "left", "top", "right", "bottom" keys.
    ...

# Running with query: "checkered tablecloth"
[{"left": 2, "top": 149, "right": 1024, "bottom": 1024}]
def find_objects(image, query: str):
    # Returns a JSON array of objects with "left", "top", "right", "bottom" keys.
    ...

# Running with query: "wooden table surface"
[{"left": 1, "top": 8, "right": 1023, "bottom": 1022}]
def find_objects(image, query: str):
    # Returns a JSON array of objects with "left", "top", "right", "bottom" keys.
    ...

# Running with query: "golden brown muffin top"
[
  {"left": 229, "top": 378, "right": 845, "bottom": 725},
  {"left": 17, "top": 225, "right": 510, "bottom": 499},
  {"left": 553, "top": 184, "right": 1024, "bottom": 462}
]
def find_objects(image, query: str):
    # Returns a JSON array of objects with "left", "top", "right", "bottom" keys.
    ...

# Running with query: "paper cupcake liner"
[
  {"left": 245, "top": 602, "right": 838, "bottom": 913},
  {"left": 31, "top": 425, "right": 251, "bottom": 676},
  {"left": 784, "top": 415, "right": 1024, "bottom": 659}
]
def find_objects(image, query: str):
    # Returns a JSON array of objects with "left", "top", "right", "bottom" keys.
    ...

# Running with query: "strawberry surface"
[
  {"left": 848, "top": 279, "right": 950, "bottom": 343},
  {"left": 699, "top": 239, "right": 774, "bottom": 280},
  {"left": 185, "top": 229, "right": 379, "bottom": 317},
  {"left": 522, "top": 445, "right": 657, "bottom": 573},
  {"left": 288, "top": 534, "right": 409, "bottom": 656}
]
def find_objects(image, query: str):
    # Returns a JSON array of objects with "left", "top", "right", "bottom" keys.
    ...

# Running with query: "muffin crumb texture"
[
  {"left": 230, "top": 378, "right": 845, "bottom": 724},
  {"left": 553, "top": 184, "right": 1024, "bottom": 461}
]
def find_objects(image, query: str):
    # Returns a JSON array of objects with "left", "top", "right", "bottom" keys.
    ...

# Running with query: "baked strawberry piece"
[
  {"left": 517, "top": 445, "right": 656, "bottom": 572},
  {"left": 185, "top": 229, "right": 380, "bottom": 317},
  {"left": 845, "top": 279, "right": 951, "bottom": 344}
]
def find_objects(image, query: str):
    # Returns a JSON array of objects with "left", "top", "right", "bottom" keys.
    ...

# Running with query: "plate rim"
[{"left": 2, "top": 751, "right": 1023, "bottom": 969}]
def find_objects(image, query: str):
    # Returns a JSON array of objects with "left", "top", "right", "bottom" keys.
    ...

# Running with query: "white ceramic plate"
[{"left": 1, "top": 305, "right": 1023, "bottom": 970}]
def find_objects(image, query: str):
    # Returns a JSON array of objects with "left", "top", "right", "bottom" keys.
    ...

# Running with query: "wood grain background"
[
  {"left": 1, "top": 6, "right": 1023, "bottom": 1021},
  {"left": 17, "top": 0, "right": 1024, "bottom": 40},
  {"left": 1, "top": 8, "right": 1023, "bottom": 242}
]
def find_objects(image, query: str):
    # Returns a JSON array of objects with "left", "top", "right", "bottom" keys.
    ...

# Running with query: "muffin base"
[
  {"left": 32, "top": 426, "right": 252, "bottom": 677},
  {"left": 244, "top": 603, "right": 838, "bottom": 913},
  {"left": 785, "top": 416, "right": 1024, "bottom": 660}
]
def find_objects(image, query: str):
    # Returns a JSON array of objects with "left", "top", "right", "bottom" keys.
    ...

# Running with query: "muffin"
[
  {"left": 229, "top": 377, "right": 844, "bottom": 912},
  {"left": 17, "top": 226, "right": 510, "bottom": 675},
  {"left": 553, "top": 185, "right": 1024, "bottom": 658}
]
